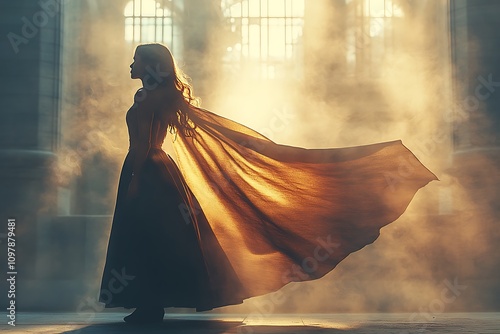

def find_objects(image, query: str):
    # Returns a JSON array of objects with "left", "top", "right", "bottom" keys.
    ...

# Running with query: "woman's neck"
[{"left": 140, "top": 75, "right": 169, "bottom": 91}]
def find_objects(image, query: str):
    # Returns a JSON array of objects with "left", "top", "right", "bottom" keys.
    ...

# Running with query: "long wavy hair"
[{"left": 135, "top": 43, "right": 199, "bottom": 137}]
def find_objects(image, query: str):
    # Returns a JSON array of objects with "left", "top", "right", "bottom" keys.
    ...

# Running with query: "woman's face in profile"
[{"left": 130, "top": 51, "right": 146, "bottom": 79}]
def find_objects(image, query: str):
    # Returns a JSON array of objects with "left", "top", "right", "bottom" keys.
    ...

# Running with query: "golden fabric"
[
  {"left": 171, "top": 107, "right": 438, "bottom": 299},
  {"left": 100, "top": 98, "right": 436, "bottom": 311}
]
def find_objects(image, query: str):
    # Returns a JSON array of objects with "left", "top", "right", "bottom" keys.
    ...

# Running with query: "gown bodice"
[{"left": 126, "top": 103, "right": 170, "bottom": 150}]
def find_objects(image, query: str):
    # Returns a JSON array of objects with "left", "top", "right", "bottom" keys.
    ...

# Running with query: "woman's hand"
[{"left": 126, "top": 176, "right": 140, "bottom": 201}]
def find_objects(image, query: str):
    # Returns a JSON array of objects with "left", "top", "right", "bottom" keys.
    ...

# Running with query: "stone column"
[
  {"left": 450, "top": 0, "right": 500, "bottom": 310},
  {"left": 35, "top": 0, "right": 131, "bottom": 311},
  {"left": 0, "top": 0, "right": 62, "bottom": 309}
]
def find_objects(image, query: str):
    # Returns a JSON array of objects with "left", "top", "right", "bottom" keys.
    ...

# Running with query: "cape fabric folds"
[{"left": 171, "top": 107, "right": 438, "bottom": 300}]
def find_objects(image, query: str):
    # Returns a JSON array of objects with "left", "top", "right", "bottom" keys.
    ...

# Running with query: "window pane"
[
  {"left": 286, "top": 0, "right": 292, "bottom": 17},
  {"left": 142, "top": 18, "right": 155, "bottom": 42},
  {"left": 141, "top": 0, "right": 157, "bottom": 16},
  {"left": 249, "top": 0, "right": 260, "bottom": 17},
  {"left": 134, "top": 17, "right": 141, "bottom": 41},
  {"left": 124, "top": 2, "right": 134, "bottom": 16},
  {"left": 269, "top": 0, "right": 285, "bottom": 17},
  {"left": 369, "top": 0, "right": 385, "bottom": 17},
  {"left": 123, "top": 0, "right": 179, "bottom": 55},
  {"left": 345, "top": 0, "right": 406, "bottom": 78},
  {"left": 163, "top": 23, "right": 173, "bottom": 44},
  {"left": 242, "top": 0, "right": 249, "bottom": 16},
  {"left": 261, "top": 0, "right": 268, "bottom": 16},
  {"left": 292, "top": 0, "right": 304, "bottom": 16},
  {"left": 156, "top": 17, "right": 163, "bottom": 40},
  {"left": 261, "top": 18, "right": 268, "bottom": 58},
  {"left": 125, "top": 18, "right": 133, "bottom": 42},
  {"left": 242, "top": 19, "right": 249, "bottom": 44},
  {"left": 269, "top": 20, "right": 285, "bottom": 58},
  {"left": 134, "top": 0, "right": 141, "bottom": 16},
  {"left": 222, "top": 0, "right": 304, "bottom": 80},
  {"left": 285, "top": 18, "right": 292, "bottom": 44},
  {"left": 248, "top": 24, "right": 260, "bottom": 59}
]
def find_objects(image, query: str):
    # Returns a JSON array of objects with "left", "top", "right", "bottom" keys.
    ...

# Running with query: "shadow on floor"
[{"left": 61, "top": 319, "right": 345, "bottom": 334}]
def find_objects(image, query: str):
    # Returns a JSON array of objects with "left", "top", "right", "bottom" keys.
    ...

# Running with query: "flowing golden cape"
[{"left": 171, "top": 107, "right": 437, "bottom": 300}]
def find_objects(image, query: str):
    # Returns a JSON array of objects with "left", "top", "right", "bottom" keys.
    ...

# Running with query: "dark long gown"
[
  {"left": 99, "top": 95, "right": 438, "bottom": 312},
  {"left": 99, "top": 97, "right": 246, "bottom": 312}
]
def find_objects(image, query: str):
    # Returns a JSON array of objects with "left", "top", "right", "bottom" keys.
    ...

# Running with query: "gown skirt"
[
  {"left": 99, "top": 147, "right": 247, "bottom": 311},
  {"left": 99, "top": 106, "right": 438, "bottom": 311}
]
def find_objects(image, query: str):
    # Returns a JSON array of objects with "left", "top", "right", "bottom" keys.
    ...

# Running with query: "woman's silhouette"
[{"left": 99, "top": 43, "right": 437, "bottom": 324}]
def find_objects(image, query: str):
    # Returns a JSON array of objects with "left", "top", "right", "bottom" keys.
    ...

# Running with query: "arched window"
[
  {"left": 221, "top": 0, "right": 305, "bottom": 80},
  {"left": 124, "top": 0, "right": 183, "bottom": 59},
  {"left": 345, "top": 0, "right": 404, "bottom": 77}
]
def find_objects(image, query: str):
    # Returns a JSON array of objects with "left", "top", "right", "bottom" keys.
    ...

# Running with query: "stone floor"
[{"left": 0, "top": 312, "right": 498, "bottom": 333}]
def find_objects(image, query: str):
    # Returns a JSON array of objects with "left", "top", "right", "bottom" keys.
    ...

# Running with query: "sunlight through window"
[
  {"left": 124, "top": 0, "right": 182, "bottom": 58},
  {"left": 221, "top": 0, "right": 305, "bottom": 80},
  {"left": 345, "top": 0, "right": 404, "bottom": 77}
]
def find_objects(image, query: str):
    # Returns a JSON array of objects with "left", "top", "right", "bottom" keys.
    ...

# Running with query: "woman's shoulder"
[
  {"left": 133, "top": 88, "right": 160, "bottom": 108},
  {"left": 133, "top": 88, "right": 149, "bottom": 104},
  {"left": 132, "top": 88, "right": 177, "bottom": 118},
  {"left": 134, "top": 87, "right": 173, "bottom": 103}
]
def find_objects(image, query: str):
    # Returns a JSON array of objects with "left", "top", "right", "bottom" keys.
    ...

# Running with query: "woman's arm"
[
  {"left": 127, "top": 91, "right": 156, "bottom": 199},
  {"left": 131, "top": 101, "right": 155, "bottom": 177}
]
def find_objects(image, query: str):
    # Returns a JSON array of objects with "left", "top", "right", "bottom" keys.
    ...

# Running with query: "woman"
[{"left": 99, "top": 43, "right": 437, "bottom": 324}]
